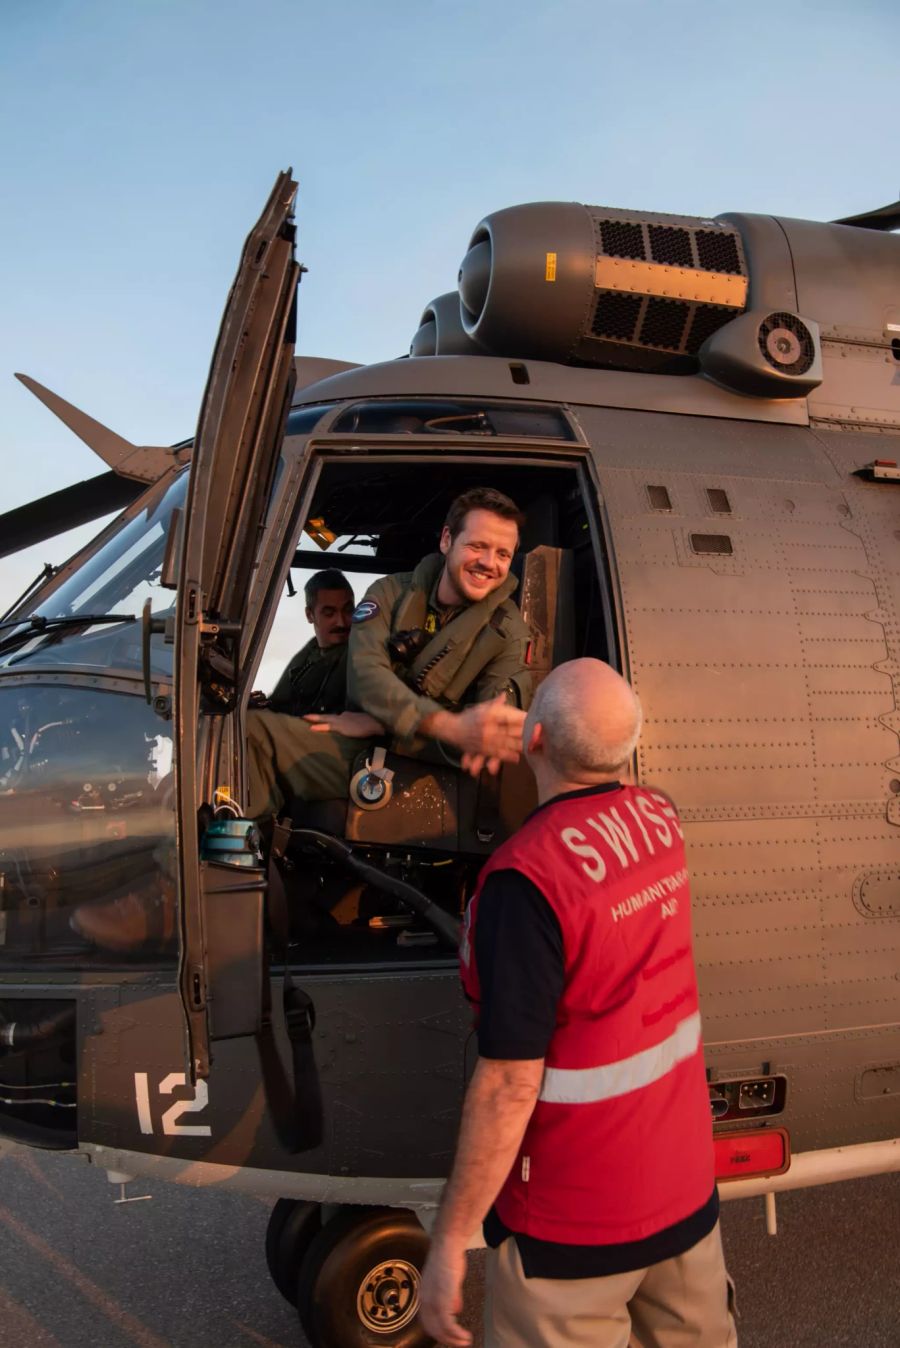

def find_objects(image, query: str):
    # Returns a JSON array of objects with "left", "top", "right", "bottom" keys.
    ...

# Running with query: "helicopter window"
[
  {"left": 285, "top": 403, "right": 337, "bottom": 436},
  {"left": 329, "top": 400, "right": 577, "bottom": 441},
  {"left": 0, "top": 684, "right": 177, "bottom": 970},
  {"left": 0, "top": 470, "right": 189, "bottom": 675},
  {"left": 646, "top": 484, "right": 672, "bottom": 511},
  {"left": 690, "top": 533, "right": 733, "bottom": 556},
  {"left": 706, "top": 488, "right": 732, "bottom": 514}
]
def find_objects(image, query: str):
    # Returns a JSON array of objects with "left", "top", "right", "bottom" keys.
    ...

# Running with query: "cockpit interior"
[{"left": 263, "top": 445, "right": 614, "bottom": 967}]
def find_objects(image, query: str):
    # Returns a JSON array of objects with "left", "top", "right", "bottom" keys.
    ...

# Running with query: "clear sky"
[{"left": 1, "top": 0, "right": 897, "bottom": 615}]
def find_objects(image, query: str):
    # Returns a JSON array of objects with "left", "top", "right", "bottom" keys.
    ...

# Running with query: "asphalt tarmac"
[{"left": 1, "top": 1139, "right": 898, "bottom": 1347}]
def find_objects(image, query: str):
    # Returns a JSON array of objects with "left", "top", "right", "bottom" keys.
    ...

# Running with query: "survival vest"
[{"left": 460, "top": 783, "right": 714, "bottom": 1246}]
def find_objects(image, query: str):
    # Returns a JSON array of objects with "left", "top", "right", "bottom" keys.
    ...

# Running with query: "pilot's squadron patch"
[{"left": 352, "top": 599, "right": 380, "bottom": 624}]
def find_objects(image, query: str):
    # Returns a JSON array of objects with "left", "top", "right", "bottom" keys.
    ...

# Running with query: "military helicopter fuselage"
[{"left": 1, "top": 176, "right": 899, "bottom": 1345}]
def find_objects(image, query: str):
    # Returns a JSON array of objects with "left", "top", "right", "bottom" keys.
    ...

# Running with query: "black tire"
[
  {"left": 297, "top": 1206, "right": 434, "bottom": 1348},
  {"left": 265, "top": 1199, "right": 322, "bottom": 1306}
]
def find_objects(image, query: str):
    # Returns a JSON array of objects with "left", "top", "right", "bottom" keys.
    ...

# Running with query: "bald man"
[{"left": 420, "top": 660, "right": 735, "bottom": 1348}]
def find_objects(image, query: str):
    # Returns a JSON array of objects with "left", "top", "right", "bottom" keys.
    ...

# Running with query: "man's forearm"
[
  {"left": 417, "top": 708, "right": 458, "bottom": 745},
  {"left": 432, "top": 1056, "right": 543, "bottom": 1246}
]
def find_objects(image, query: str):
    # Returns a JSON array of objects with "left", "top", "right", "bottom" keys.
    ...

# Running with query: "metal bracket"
[{"left": 349, "top": 746, "right": 396, "bottom": 811}]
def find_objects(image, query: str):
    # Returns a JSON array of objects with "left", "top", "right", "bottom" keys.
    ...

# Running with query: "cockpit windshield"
[{"left": 0, "top": 470, "right": 188, "bottom": 676}]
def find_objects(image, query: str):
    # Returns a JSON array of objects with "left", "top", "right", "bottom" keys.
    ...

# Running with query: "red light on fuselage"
[{"left": 714, "top": 1128, "right": 790, "bottom": 1182}]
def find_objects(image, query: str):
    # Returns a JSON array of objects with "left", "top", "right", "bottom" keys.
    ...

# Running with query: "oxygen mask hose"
[{"left": 289, "top": 828, "right": 461, "bottom": 949}]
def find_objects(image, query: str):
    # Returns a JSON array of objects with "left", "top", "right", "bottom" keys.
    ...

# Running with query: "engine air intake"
[{"left": 410, "top": 292, "right": 486, "bottom": 358}]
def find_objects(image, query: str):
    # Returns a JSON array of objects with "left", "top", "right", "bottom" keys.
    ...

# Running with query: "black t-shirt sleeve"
[{"left": 474, "top": 868, "right": 565, "bottom": 1060}]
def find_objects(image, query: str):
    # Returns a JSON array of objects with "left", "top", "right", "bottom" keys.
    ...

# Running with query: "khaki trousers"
[
  {"left": 246, "top": 710, "right": 361, "bottom": 818},
  {"left": 484, "top": 1223, "right": 737, "bottom": 1348}
]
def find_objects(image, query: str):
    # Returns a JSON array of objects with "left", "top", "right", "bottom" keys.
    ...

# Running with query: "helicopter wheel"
[
  {"left": 264, "top": 1199, "right": 322, "bottom": 1306},
  {"left": 297, "top": 1206, "right": 434, "bottom": 1348}
]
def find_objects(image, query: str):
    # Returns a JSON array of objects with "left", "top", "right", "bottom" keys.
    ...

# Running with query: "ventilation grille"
[
  {"left": 649, "top": 224, "right": 693, "bottom": 268},
  {"left": 640, "top": 298, "right": 690, "bottom": 350},
  {"left": 593, "top": 213, "right": 747, "bottom": 280},
  {"left": 684, "top": 304, "right": 735, "bottom": 354},
  {"left": 591, "top": 292, "right": 643, "bottom": 341},
  {"left": 691, "top": 533, "right": 733, "bottom": 555},
  {"left": 695, "top": 230, "right": 742, "bottom": 275},
  {"left": 585, "top": 209, "right": 748, "bottom": 364},
  {"left": 599, "top": 219, "right": 645, "bottom": 259},
  {"left": 758, "top": 313, "right": 816, "bottom": 376},
  {"left": 590, "top": 294, "right": 736, "bottom": 356}
]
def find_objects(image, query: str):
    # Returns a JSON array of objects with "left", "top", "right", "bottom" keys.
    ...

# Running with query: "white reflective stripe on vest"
[{"left": 538, "top": 1010, "right": 702, "bottom": 1105}]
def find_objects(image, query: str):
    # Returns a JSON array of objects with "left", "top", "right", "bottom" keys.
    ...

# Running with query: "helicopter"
[{"left": 0, "top": 170, "right": 899, "bottom": 1347}]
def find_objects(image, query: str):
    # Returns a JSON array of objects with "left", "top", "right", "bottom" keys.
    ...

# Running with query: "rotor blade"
[
  {"left": 0, "top": 472, "right": 144, "bottom": 560},
  {"left": 833, "top": 199, "right": 900, "bottom": 232},
  {"left": 14, "top": 374, "right": 187, "bottom": 482}
]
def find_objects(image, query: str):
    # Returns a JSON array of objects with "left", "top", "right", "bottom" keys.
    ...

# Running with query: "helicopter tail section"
[
  {"left": 14, "top": 373, "right": 186, "bottom": 483},
  {"left": 0, "top": 373, "right": 191, "bottom": 559}
]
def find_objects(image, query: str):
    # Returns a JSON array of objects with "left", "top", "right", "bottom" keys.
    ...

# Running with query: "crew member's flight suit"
[
  {"left": 246, "top": 553, "right": 531, "bottom": 819},
  {"left": 268, "top": 638, "right": 348, "bottom": 717}
]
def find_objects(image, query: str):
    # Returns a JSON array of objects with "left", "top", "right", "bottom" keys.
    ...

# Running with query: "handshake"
[{"left": 305, "top": 695, "right": 527, "bottom": 779}]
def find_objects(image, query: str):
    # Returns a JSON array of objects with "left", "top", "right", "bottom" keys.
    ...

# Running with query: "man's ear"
[
  {"left": 527, "top": 719, "right": 544, "bottom": 756},
  {"left": 439, "top": 525, "right": 452, "bottom": 557},
  {"left": 305, "top": 606, "right": 314, "bottom": 626}
]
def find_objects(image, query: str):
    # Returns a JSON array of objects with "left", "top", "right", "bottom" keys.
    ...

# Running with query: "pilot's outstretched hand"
[
  {"left": 303, "top": 711, "right": 386, "bottom": 738},
  {"left": 452, "top": 696, "right": 526, "bottom": 777}
]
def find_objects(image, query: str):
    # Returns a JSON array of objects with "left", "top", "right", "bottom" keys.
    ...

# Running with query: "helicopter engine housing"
[{"left": 456, "top": 201, "right": 750, "bottom": 373}]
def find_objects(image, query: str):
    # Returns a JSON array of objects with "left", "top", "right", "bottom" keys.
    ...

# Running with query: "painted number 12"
[{"left": 133, "top": 1071, "right": 211, "bottom": 1137}]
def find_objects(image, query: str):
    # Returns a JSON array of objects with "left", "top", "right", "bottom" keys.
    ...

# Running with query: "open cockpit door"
[{"left": 173, "top": 171, "right": 300, "bottom": 1079}]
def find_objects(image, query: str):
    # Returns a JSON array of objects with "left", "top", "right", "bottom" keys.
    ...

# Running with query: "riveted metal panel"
[
  {"left": 574, "top": 405, "right": 823, "bottom": 479},
  {"left": 810, "top": 342, "right": 900, "bottom": 430},
  {"left": 819, "top": 818, "right": 900, "bottom": 870},
  {"left": 593, "top": 255, "right": 747, "bottom": 308},
  {"left": 585, "top": 407, "right": 900, "bottom": 1152}
]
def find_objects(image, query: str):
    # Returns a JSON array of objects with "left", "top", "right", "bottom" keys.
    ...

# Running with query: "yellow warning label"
[{"left": 545, "top": 252, "right": 557, "bottom": 282}]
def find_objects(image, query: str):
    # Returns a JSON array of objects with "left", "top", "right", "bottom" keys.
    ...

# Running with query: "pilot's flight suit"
[
  {"left": 268, "top": 638, "right": 348, "bottom": 717},
  {"left": 246, "top": 553, "right": 531, "bottom": 818}
]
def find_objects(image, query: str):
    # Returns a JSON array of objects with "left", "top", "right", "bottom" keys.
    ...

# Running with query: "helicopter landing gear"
[
  {"left": 295, "top": 1206, "right": 433, "bottom": 1348},
  {"left": 264, "top": 1198, "right": 323, "bottom": 1306}
]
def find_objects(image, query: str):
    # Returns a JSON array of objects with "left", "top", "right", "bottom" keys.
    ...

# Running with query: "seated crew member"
[
  {"left": 245, "top": 487, "right": 532, "bottom": 819},
  {"left": 253, "top": 568, "right": 354, "bottom": 717}
]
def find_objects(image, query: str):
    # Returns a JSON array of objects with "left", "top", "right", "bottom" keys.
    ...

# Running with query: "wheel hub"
[{"left": 356, "top": 1258, "right": 420, "bottom": 1333}]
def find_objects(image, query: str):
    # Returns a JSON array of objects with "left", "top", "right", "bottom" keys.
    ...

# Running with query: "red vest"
[{"left": 461, "top": 784, "right": 714, "bottom": 1246}]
